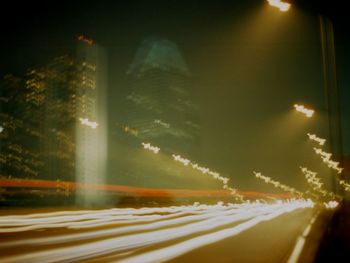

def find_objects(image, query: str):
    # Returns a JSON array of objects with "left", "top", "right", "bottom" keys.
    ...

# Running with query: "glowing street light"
[
  {"left": 294, "top": 104, "right": 314, "bottom": 118},
  {"left": 267, "top": 0, "right": 291, "bottom": 12}
]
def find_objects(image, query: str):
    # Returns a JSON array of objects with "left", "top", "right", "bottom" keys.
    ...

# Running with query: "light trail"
[
  {"left": 117, "top": 201, "right": 312, "bottom": 263},
  {"left": 0, "top": 178, "right": 290, "bottom": 199},
  {"left": 0, "top": 201, "right": 313, "bottom": 262},
  {"left": 300, "top": 167, "right": 323, "bottom": 190},
  {"left": 254, "top": 171, "right": 304, "bottom": 198},
  {"left": 0, "top": 204, "right": 244, "bottom": 233},
  {"left": 140, "top": 140, "right": 241, "bottom": 200},
  {"left": 171, "top": 153, "right": 242, "bottom": 200},
  {"left": 300, "top": 167, "right": 337, "bottom": 200},
  {"left": 0, "top": 204, "right": 258, "bottom": 246},
  {"left": 0, "top": 202, "right": 271, "bottom": 234}
]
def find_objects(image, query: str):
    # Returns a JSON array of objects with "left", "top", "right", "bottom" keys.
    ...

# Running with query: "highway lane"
[{"left": 0, "top": 200, "right": 317, "bottom": 263}]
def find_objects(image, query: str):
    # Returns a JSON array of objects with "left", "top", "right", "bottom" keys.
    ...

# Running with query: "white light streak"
[
  {"left": 0, "top": 201, "right": 313, "bottom": 263},
  {"left": 300, "top": 167, "right": 323, "bottom": 190},
  {"left": 172, "top": 154, "right": 242, "bottom": 200},
  {"left": 141, "top": 142, "right": 160, "bottom": 154},
  {"left": 254, "top": 171, "right": 303, "bottom": 197},
  {"left": 118, "top": 201, "right": 313, "bottom": 263},
  {"left": 313, "top": 147, "right": 343, "bottom": 174},
  {"left": 79, "top": 117, "right": 98, "bottom": 129},
  {"left": 294, "top": 104, "right": 314, "bottom": 118},
  {"left": 0, "top": 126, "right": 3, "bottom": 133},
  {"left": 172, "top": 154, "right": 190, "bottom": 166},
  {"left": 307, "top": 133, "right": 326, "bottom": 146}
]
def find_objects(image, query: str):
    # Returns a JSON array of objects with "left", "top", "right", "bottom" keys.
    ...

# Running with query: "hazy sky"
[{"left": 1, "top": 0, "right": 348, "bottom": 191}]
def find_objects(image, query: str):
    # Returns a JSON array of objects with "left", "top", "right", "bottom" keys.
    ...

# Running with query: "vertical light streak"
[{"left": 76, "top": 44, "right": 108, "bottom": 207}]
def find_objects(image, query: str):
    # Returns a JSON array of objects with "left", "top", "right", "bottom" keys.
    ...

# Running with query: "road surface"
[{"left": 0, "top": 201, "right": 319, "bottom": 263}]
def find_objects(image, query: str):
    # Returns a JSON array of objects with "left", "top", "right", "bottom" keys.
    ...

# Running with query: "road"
[{"left": 0, "top": 201, "right": 318, "bottom": 263}]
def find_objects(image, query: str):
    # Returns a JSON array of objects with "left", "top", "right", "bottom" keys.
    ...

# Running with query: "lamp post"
[
  {"left": 319, "top": 14, "right": 344, "bottom": 196},
  {"left": 265, "top": 0, "right": 344, "bottom": 196}
]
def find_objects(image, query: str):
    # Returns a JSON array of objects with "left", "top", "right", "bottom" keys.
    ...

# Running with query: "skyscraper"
[
  {"left": 121, "top": 37, "right": 199, "bottom": 156},
  {"left": 0, "top": 74, "right": 44, "bottom": 179}
]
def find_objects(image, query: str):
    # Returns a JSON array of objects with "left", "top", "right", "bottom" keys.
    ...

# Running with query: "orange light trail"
[{"left": 0, "top": 178, "right": 291, "bottom": 199}]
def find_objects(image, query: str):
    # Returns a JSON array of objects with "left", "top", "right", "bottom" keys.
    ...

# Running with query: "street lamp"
[
  {"left": 318, "top": 14, "right": 344, "bottom": 196},
  {"left": 267, "top": 0, "right": 290, "bottom": 12},
  {"left": 294, "top": 104, "right": 315, "bottom": 118}
]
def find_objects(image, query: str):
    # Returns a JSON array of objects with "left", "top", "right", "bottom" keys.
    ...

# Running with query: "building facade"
[
  {"left": 120, "top": 38, "right": 199, "bottom": 156},
  {"left": 0, "top": 37, "right": 107, "bottom": 205}
]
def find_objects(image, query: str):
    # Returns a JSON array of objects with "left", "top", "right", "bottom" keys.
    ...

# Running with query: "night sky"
[{"left": 1, "top": 0, "right": 349, "bottom": 191}]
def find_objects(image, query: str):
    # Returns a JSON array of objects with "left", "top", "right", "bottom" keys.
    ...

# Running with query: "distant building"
[
  {"left": 120, "top": 38, "right": 199, "bottom": 156},
  {"left": 0, "top": 74, "right": 44, "bottom": 178},
  {"left": 0, "top": 37, "right": 107, "bottom": 205}
]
